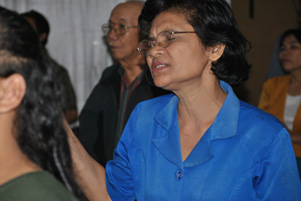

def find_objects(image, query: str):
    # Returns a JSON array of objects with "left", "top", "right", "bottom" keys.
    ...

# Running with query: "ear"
[
  {"left": 39, "top": 33, "right": 48, "bottom": 44},
  {"left": 0, "top": 74, "right": 26, "bottom": 113},
  {"left": 208, "top": 44, "right": 226, "bottom": 62}
]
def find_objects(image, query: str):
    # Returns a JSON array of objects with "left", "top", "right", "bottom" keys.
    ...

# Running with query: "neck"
[
  {"left": 0, "top": 112, "right": 40, "bottom": 186},
  {"left": 290, "top": 69, "right": 301, "bottom": 83},
  {"left": 176, "top": 76, "right": 227, "bottom": 126},
  {"left": 119, "top": 55, "right": 145, "bottom": 84}
]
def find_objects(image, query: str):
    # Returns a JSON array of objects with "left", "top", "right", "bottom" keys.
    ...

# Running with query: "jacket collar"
[{"left": 152, "top": 81, "right": 240, "bottom": 169}]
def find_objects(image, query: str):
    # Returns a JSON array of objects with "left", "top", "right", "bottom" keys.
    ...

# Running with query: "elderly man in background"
[{"left": 78, "top": 0, "right": 168, "bottom": 166}]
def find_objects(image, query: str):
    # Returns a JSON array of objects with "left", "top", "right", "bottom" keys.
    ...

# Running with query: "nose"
[
  {"left": 148, "top": 43, "right": 164, "bottom": 58},
  {"left": 279, "top": 49, "right": 290, "bottom": 60},
  {"left": 106, "top": 28, "right": 118, "bottom": 42},
  {"left": 280, "top": 48, "right": 289, "bottom": 56}
]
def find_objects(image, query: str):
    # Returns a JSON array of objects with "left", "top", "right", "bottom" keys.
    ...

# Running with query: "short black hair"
[
  {"left": 280, "top": 28, "right": 301, "bottom": 46},
  {"left": 139, "top": 0, "right": 251, "bottom": 85},
  {"left": 20, "top": 10, "right": 50, "bottom": 46}
]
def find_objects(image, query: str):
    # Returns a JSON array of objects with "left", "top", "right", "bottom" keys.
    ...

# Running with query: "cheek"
[
  {"left": 296, "top": 56, "right": 301, "bottom": 66},
  {"left": 290, "top": 51, "right": 301, "bottom": 64},
  {"left": 125, "top": 32, "right": 139, "bottom": 45}
]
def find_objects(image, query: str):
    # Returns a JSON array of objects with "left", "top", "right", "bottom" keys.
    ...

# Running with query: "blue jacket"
[{"left": 106, "top": 81, "right": 301, "bottom": 201}]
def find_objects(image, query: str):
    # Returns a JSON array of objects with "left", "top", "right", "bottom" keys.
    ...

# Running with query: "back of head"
[
  {"left": 0, "top": 6, "right": 86, "bottom": 201},
  {"left": 139, "top": 0, "right": 251, "bottom": 85},
  {"left": 125, "top": 0, "right": 145, "bottom": 7},
  {"left": 0, "top": 7, "right": 40, "bottom": 64},
  {"left": 20, "top": 10, "right": 50, "bottom": 46}
]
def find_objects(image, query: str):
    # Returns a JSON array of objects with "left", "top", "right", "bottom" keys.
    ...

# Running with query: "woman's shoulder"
[
  {"left": 238, "top": 100, "right": 288, "bottom": 146},
  {"left": 0, "top": 171, "right": 78, "bottom": 201},
  {"left": 235, "top": 101, "right": 292, "bottom": 155},
  {"left": 240, "top": 100, "right": 283, "bottom": 129},
  {"left": 264, "top": 75, "right": 291, "bottom": 87}
]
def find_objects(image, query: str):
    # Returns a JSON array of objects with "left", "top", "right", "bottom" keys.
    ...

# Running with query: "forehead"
[
  {"left": 149, "top": 11, "right": 191, "bottom": 36},
  {"left": 283, "top": 34, "right": 299, "bottom": 44},
  {"left": 110, "top": 3, "right": 141, "bottom": 24}
]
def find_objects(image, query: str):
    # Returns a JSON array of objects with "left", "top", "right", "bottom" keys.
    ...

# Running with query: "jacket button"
[{"left": 176, "top": 170, "right": 183, "bottom": 180}]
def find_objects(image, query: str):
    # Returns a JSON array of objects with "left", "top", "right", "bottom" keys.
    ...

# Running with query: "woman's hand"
[{"left": 63, "top": 119, "right": 111, "bottom": 201}]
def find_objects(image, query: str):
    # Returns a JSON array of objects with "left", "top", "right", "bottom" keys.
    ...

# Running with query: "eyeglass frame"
[
  {"left": 136, "top": 30, "right": 196, "bottom": 56},
  {"left": 101, "top": 22, "right": 139, "bottom": 36}
]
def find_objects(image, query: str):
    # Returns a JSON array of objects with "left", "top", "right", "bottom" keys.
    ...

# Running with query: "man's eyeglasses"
[
  {"left": 137, "top": 31, "right": 196, "bottom": 56},
  {"left": 102, "top": 23, "right": 139, "bottom": 36}
]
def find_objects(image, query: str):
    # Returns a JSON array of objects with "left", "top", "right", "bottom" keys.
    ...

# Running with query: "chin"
[
  {"left": 153, "top": 78, "right": 171, "bottom": 90},
  {"left": 110, "top": 51, "right": 124, "bottom": 60},
  {"left": 282, "top": 66, "right": 295, "bottom": 72}
]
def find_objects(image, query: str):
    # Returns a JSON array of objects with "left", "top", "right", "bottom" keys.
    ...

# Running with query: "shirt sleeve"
[
  {"left": 105, "top": 106, "right": 139, "bottom": 201},
  {"left": 255, "top": 128, "right": 301, "bottom": 200},
  {"left": 229, "top": 127, "right": 301, "bottom": 200}
]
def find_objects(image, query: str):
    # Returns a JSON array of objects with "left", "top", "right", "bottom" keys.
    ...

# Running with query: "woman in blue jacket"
[{"left": 70, "top": 0, "right": 301, "bottom": 200}]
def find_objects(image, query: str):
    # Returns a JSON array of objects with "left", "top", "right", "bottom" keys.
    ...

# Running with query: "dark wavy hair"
[
  {"left": 20, "top": 10, "right": 50, "bottom": 46},
  {"left": 0, "top": 6, "right": 87, "bottom": 201},
  {"left": 280, "top": 28, "right": 301, "bottom": 46},
  {"left": 139, "top": 0, "right": 251, "bottom": 85}
]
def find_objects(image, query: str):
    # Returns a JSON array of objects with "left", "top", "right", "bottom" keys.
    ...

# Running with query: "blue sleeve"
[
  {"left": 229, "top": 128, "right": 301, "bottom": 200},
  {"left": 254, "top": 128, "right": 301, "bottom": 200},
  {"left": 105, "top": 106, "right": 138, "bottom": 201}
]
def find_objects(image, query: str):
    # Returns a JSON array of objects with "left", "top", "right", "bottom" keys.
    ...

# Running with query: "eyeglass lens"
[
  {"left": 138, "top": 31, "right": 172, "bottom": 56},
  {"left": 102, "top": 23, "right": 126, "bottom": 36}
]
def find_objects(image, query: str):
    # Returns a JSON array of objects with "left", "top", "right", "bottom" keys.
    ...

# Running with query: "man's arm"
[{"left": 64, "top": 120, "right": 111, "bottom": 201}]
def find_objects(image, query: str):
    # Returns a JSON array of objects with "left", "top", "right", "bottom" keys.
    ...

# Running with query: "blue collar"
[{"left": 152, "top": 81, "right": 240, "bottom": 169}]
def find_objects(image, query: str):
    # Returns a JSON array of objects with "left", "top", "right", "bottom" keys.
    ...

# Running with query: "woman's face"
[
  {"left": 146, "top": 11, "right": 214, "bottom": 92},
  {"left": 279, "top": 34, "right": 301, "bottom": 72}
]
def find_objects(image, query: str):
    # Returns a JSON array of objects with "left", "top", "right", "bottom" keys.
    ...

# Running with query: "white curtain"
[{"left": 0, "top": 0, "right": 123, "bottom": 113}]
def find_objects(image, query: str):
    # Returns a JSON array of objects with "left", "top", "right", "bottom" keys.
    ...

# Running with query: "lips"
[
  {"left": 109, "top": 43, "right": 118, "bottom": 48},
  {"left": 281, "top": 58, "right": 291, "bottom": 64},
  {"left": 151, "top": 61, "right": 168, "bottom": 72}
]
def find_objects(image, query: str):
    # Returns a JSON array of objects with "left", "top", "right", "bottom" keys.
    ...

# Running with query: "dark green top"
[{"left": 0, "top": 171, "right": 78, "bottom": 201}]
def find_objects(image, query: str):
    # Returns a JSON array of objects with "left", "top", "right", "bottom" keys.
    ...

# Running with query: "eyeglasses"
[
  {"left": 137, "top": 30, "right": 196, "bottom": 56},
  {"left": 101, "top": 23, "right": 139, "bottom": 36}
]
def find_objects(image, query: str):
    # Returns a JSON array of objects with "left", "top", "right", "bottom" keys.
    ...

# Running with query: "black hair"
[
  {"left": 0, "top": 6, "right": 87, "bottom": 201},
  {"left": 139, "top": 0, "right": 251, "bottom": 85},
  {"left": 280, "top": 28, "right": 301, "bottom": 46},
  {"left": 20, "top": 10, "right": 50, "bottom": 46}
]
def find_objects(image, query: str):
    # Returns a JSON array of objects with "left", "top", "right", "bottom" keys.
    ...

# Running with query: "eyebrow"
[
  {"left": 148, "top": 30, "right": 172, "bottom": 39},
  {"left": 282, "top": 41, "right": 301, "bottom": 46},
  {"left": 109, "top": 18, "right": 128, "bottom": 24}
]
